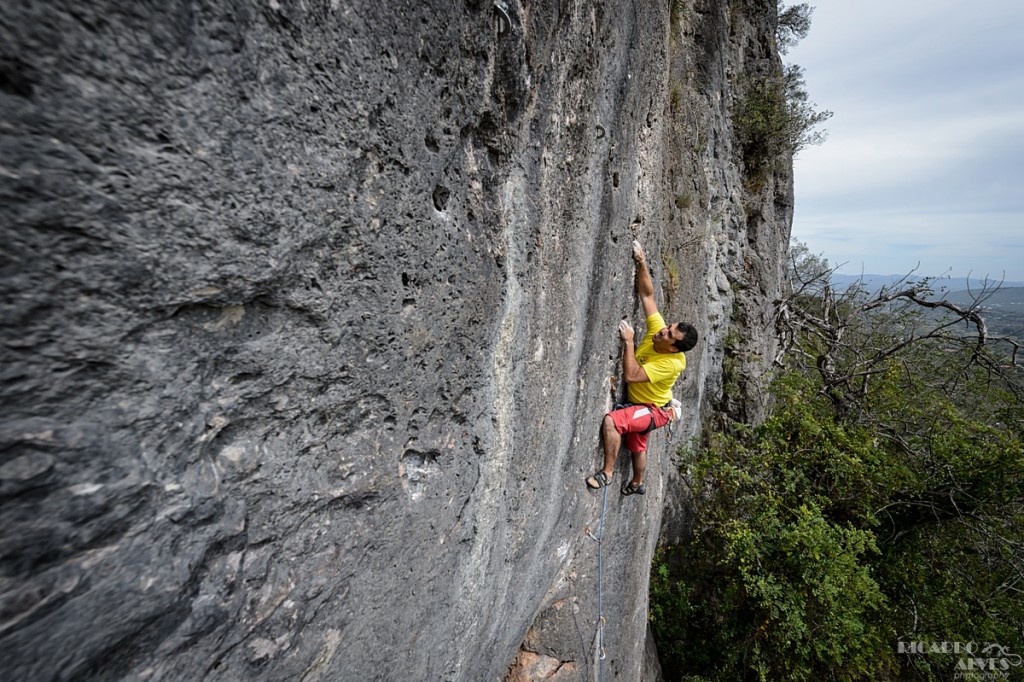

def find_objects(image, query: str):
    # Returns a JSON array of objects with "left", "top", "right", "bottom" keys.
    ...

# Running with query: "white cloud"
[
  {"left": 797, "top": 110, "right": 1024, "bottom": 200},
  {"left": 794, "top": 204, "right": 1024, "bottom": 279},
  {"left": 786, "top": 0, "right": 1024, "bottom": 279}
]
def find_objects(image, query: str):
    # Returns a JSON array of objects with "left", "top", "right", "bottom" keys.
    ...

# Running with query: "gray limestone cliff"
[{"left": 0, "top": 1, "right": 790, "bottom": 680}]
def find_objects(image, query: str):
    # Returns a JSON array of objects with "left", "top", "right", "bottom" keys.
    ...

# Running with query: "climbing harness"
[
  {"left": 663, "top": 398, "right": 683, "bottom": 442},
  {"left": 584, "top": 483, "right": 609, "bottom": 680}
]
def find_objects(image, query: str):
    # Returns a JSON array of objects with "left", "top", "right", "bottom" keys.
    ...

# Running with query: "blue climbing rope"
[
  {"left": 585, "top": 483, "right": 609, "bottom": 679},
  {"left": 596, "top": 483, "right": 608, "bottom": 680}
]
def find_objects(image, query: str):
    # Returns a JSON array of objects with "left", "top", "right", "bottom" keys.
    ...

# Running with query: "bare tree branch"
[{"left": 775, "top": 244, "right": 1024, "bottom": 415}]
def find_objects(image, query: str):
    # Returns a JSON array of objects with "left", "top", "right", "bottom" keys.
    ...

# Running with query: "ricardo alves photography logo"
[{"left": 898, "top": 640, "right": 1023, "bottom": 680}]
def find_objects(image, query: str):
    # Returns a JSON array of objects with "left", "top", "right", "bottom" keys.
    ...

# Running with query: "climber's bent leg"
[
  {"left": 629, "top": 449, "right": 646, "bottom": 486},
  {"left": 599, "top": 414, "right": 620, "bottom": 479}
]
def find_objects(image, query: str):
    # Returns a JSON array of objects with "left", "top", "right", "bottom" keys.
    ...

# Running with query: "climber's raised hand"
[
  {"left": 632, "top": 239, "right": 645, "bottom": 264},
  {"left": 618, "top": 319, "right": 635, "bottom": 342}
]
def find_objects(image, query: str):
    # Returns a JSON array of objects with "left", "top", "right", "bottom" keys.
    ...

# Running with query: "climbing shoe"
[
  {"left": 621, "top": 480, "right": 646, "bottom": 496},
  {"left": 586, "top": 471, "right": 612, "bottom": 489}
]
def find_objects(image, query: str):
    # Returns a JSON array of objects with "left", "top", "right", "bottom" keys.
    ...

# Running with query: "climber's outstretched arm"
[{"left": 633, "top": 240, "right": 658, "bottom": 318}]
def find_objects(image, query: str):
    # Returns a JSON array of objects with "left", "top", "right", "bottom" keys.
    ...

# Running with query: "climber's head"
[{"left": 653, "top": 322, "right": 698, "bottom": 354}]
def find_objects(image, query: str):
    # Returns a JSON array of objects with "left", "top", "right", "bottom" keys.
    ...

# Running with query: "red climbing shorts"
[{"left": 607, "top": 404, "right": 672, "bottom": 454}]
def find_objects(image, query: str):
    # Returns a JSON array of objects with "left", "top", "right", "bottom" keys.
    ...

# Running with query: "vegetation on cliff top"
[{"left": 735, "top": 2, "right": 831, "bottom": 189}]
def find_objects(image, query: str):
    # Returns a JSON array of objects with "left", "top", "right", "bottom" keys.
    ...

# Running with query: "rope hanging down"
[{"left": 585, "top": 483, "right": 609, "bottom": 680}]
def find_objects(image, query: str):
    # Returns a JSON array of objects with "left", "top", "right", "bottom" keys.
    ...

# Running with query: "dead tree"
[{"left": 774, "top": 249, "right": 1023, "bottom": 421}]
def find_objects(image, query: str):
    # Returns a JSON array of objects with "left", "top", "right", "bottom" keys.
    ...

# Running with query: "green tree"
[
  {"left": 777, "top": 2, "right": 814, "bottom": 55},
  {"left": 735, "top": 66, "right": 832, "bottom": 187},
  {"left": 651, "top": 246, "right": 1024, "bottom": 681},
  {"left": 735, "top": 2, "right": 831, "bottom": 189}
]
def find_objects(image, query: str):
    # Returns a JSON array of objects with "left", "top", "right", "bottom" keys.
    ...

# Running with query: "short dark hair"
[{"left": 672, "top": 322, "right": 698, "bottom": 352}]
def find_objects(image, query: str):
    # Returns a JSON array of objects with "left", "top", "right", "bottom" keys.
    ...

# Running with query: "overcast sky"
[{"left": 786, "top": 0, "right": 1024, "bottom": 281}]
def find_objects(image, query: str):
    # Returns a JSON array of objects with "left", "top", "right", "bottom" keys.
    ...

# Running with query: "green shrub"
[
  {"left": 651, "top": 322, "right": 1024, "bottom": 680},
  {"left": 653, "top": 374, "right": 897, "bottom": 681},
  {"left": 735, "top": 65, "right": 831, "bottom": 188},
  {"left": 670, "top": 82, "right": 684, "bottom": 113}
]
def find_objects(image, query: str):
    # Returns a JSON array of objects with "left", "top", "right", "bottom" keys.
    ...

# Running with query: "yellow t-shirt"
[{"left": 627, "top": 312, "right": 686, "bottom": 406}]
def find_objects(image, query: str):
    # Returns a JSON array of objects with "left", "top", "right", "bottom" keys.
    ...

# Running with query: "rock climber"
[{"left": 586, "top": 239, "right": 698, "bottom": 496}]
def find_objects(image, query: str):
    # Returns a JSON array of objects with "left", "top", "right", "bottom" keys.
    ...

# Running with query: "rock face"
[{"left": 0, "top": 1, "right": 790, "bottom": 680}]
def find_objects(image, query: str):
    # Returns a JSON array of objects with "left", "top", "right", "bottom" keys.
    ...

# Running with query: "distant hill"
[
  {"left": 831, "top": 273, "right": 1024, "bottom": 294},
  {"left": 827, "top": 277, "right": 1024, "bottom": 340},
  {"left": 945, "top": 287, "right": 1024, "bottom": 307},
  {"left": 944, "top": 287, "right": 1024, "bottom": 339}
]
